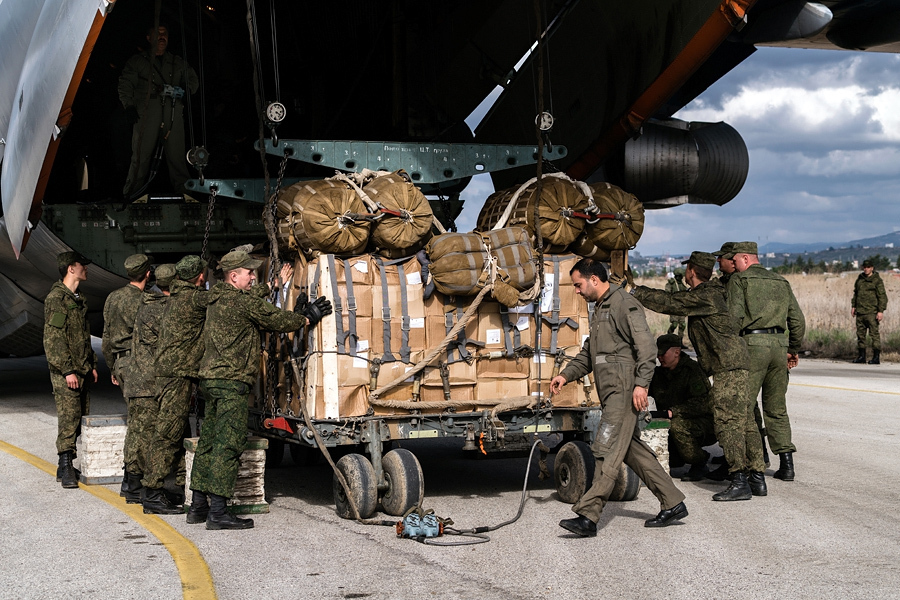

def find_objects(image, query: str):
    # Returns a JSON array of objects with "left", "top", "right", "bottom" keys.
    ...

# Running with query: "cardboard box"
[
  {"left": 370, "top": 317, "right": 426, "bottom": 362},
  {"left": 422, "top": 358, "right": 477, "bottom": 386},
  {"left": 475, "top": 355, "right": 529, "bottom": 379},
  {"left": 420, "top": 384, "right": 475, "bottom": 413},
  {"left": 475, "top": 378, "right": 529, "bottom": 401},
  {"left": 530, "top": 379, "right": 595, "bottom": 408}
]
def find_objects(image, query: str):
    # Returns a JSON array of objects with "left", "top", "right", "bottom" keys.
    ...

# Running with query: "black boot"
[
  {"left": 748, "top": 471, "right": 768, "bottom": 496},
  {"left": 559, "top": 515, "right": 597, "bottom": 537},
  {"left": 186, "top": 491, "right": 210, "bottom": 525},
  {"left": 774, "top": 452, "right": 795, "bottom": 481},
  {"left": 206, "top": 493, "right": 254, "bottom": 530},
  {"left": 706, "top": 462, "right": 730, "bottom": 481},
  {"left": 712, "top": 471, "right": 752, "bottom": 501},
  {"left": 853, "top": 349, "right": 866, "bottom": 364},
  {"left": 142, "top": 487, "right": 183, "bottom": 515},
  {"left": 868, "top": 350, "right": 881, "bottom": 365},
  {"left": 58, "top": 452, "right": 79, "bottom": 489},
  {"left": 123, "top": 473, "right": 143, "bottom": 504},
  {"left": 119, "top": 465, "right": 130, "bottom": 496}
]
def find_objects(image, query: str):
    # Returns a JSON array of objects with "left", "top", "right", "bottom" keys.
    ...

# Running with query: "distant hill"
[{"left": 760, "top": 230, "right": 900, "bottom": 255}]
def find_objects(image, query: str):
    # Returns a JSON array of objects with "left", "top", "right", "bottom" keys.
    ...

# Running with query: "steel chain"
[{"left": 201, "top": 185, "right": 218, "bottom": 260}]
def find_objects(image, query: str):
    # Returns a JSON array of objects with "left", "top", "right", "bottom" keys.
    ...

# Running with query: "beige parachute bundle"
[
  {"left": 425, "top": 227, "right": 536, "bottom": 307},
  {"left": 476, "top": 173, "right": 590, "bottom": 251},
  {"left": 362, "top": 170, "right": 435, "bottom": 258},
  {"left": 582, "top": 182, "right": 644, "bottom": 251},
  {"left": 275, "top": 179, "right": 372, "bottom": 255}
]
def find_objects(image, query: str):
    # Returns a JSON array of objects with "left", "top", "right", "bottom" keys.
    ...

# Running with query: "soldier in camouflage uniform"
[
  {"left": 726, "top": 242, "right": 806, "bottom": 482},
  {"left": 634, "top": 251, "right": 766, "bottom": 501},
  {"left": 851, "top": 258, "right": 887, "bottom": 365},
  {"left": 553, "top": 258, "right": 687, "bottom": 537},
  {"left": 189, "top": 250, "right": 332, "bottom": 530},
  {"left": 649, "top": 334, "right": 716, "bottom": 482},
  {"left": 44, "top": 252, "right": 99, "bottom": 489},
  {"left": 102, "top": 253, "right": 153, "bottom": 502},
  {"left": 665, "top": 271, "right": 687, "bottom": 335},
  {"left": 713, "top": 242, "right": 737, "bottom": 287},
  {"left": 144, "top": 256, "right": 211, "bottom": 517}
]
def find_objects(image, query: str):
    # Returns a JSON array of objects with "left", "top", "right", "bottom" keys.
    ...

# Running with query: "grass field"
[{"left": 635, "top": 271, "right": 899, "bottom": 362}]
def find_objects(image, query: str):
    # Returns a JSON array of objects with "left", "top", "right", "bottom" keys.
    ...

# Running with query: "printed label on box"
[
  {"left": 354, "top": 340, "right": 370, "bottom": 368},
  {"left": 406, "top": 271, "right": 422, "bottom": 285},
  {"left": 410, "top": 317, "right": 425, "bottom": 329},
  {"left": 486, "top": 329, "right": 502, "bottom": 345},
  {"left": 353, "top": 260, "right": 369, "bottom": 274}
]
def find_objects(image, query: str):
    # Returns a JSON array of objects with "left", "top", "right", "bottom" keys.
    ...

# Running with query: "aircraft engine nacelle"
[{"left": 596, "top": 118, "right": 749, "bottom": 209}]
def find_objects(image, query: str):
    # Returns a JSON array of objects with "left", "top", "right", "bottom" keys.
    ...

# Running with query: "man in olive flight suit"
[
  {"left": 852, "top": 258, "right": 888, "bottom": 365},
  {"left": 634, "top": 251, "right": 766, "bottom": 501},
  {"left": 189, "top": 250, "right": 332, "bottom": 530},
  {"left": 726, "top": 241, "right": 806, "bottom": 482},
  {"left": 102, "top": 253, "right": 153, "bottom": 502},
  {"left": 552, "top": 258, "right": 687, "bottom": 537},
  {"left": 649, "top": 334, "right": 716, "bottom": 482},
  {"left": 44, "top": 251, "right": 99, "bottom": 489},
  {"left": 665, "top": 271, "right": 687, "bottom": 336}
]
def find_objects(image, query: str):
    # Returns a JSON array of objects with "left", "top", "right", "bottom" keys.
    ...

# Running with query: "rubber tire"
[
  {"left": 265, "top": 439, "right": 285, "bottom": 468},
  {"left": 333, "top": 453, "right": 378, "bottom": 519},
  {"left": 380, "top": 449, "right": 425, "bottom": 516},
  {"left": 554, "top": 441, "right": 594, "bottom": 504},
  {"left": 609, "top": 463, "right": 641, "bottom": 502}
]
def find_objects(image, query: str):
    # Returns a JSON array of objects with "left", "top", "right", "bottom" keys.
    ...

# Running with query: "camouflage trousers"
[
  {"left": 856, "top": 313, "right": 881, "bottom": 351},
  {"left": 124, "top": 396, "right": 159, "bottom": 475},
  {"left": 142, "top": 377, "right": 192, "bottom": 490},
  {"left": 710, "top": 369, "right": 765, "bottom": 473},
  {"left": 669, "top": 415, "right": 716, "bottom": 466},
  {"left": 50, "top": 371, "right": 91, "bottom": 455},
  {"left": 667, "top": 316, "right": 686, "bottom": 336},
  {"left": 190, "top": 379, "right": 249, "bottom": 499},
  {"left": 747, "top": 344, "right": 796, "bottom": 454}
]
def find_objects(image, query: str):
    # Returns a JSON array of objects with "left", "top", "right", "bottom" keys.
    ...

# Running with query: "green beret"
[
  {"left": 656, "top": 334, "right": 686, "bottom": 354},
  {"left": 681, "top": 251, "right": 716, "bottom": 271},
  {"left": 124, "top": 253, "right": 153, "bottom": 278},
  {"left": 155, "top": 264, "right": 177, "bottom": 287},
  {"left": 713, "top": 242, "right": 736, "bottom": 257},
  {"left": 57, "top": 251, "right": 91, "bottom": 269},
  {"left": 218, "top": 250, "right": 263, "bottom": 272},
  {"left": 176, "top": 255, "right": 208, "bottom": 281}
]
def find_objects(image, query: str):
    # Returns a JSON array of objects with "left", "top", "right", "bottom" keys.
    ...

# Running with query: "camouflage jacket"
[
  {"left": 726, "top": 264, "right": 806, "bottom": 354},
  {"left": 560, "top": 283, "right": 656, "bottom": 393},
  {"left": 665, "top": 278, "right": 687, "bottom": 293},
  {"left": 198, "top": 282, "right": 308, "bottom": 386},
  {"left": 155, "top": 279, "right": 213, "bottom": 378},
  {"left": 634, "top": 278, "right": 749, "bottom": 375},
  {"left": 118, "top": 51, "right": 199, "bottom": 115},
  {"left": 101, "top": 284, "right": 143, "bottom": 371},
  {"left": 852, "top": 271, "right": 887, "bottom": 314},
  {"left": 43, "top": 281, "right": 96, "bottom": 376},
  {"left": 129, "top": 291, "right": 168, "bottom": 397},
  {"left": 649, "top": 353, "right": 712, "bottom": 421}
]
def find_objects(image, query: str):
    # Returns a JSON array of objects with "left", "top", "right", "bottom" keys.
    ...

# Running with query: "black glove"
[
  {"left": 293, "top": 292, "right": 309, "bottom": 315},
  {"left": 304, "top": 296, "right": 333, "bottom": 326},
  {"left": 124, "top": 105, "right": 139, "bottom": 124}
]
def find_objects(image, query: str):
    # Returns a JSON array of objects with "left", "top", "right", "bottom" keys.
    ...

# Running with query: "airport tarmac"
[{"left": 2, "top": 344, "right": 900, "bottom": 600}]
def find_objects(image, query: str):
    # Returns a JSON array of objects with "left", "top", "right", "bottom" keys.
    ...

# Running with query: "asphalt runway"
[{"left": 2, "top": 345, "right": 899, "bottom": 600}]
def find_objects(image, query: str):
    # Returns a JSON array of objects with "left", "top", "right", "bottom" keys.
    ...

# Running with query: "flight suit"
[
  {"left": 560, "top": 284, "right": 684, "bottom": 523},
  {"left": 852, "top": 271, "right": 887, "bottom": 351}
]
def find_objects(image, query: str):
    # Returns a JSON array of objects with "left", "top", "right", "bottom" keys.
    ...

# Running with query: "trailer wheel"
[
  {"left": 609, "top": 464, "right": 641, "bottom": 502},
  {"left": 265, "top": 439, "right": 285, "bottom": 468},
  {"left": 333, "top": 453, "right": 378, "bottom": 519},
  {"left": 555, "top": 441, "right": 594, "bottom": 504},
  {"left": 380, "top": 449, "right": 424, "bottom": 516}
]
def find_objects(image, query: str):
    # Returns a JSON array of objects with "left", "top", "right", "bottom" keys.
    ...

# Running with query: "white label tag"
[
  {"left": 406, "top": 271, "right": 422, "bottom": 285},
  {"left": 353, "top": 340, "right": 370, "bottom": 368},
  {"left": 353, "top": 260, "right": 368, "bottom": 274},
  {"left": 410, "top": 317, "right": 425, "bottom": 329},
  {"left": 533, "top": 351, "right": 547, "bottom": 364},
  {"left": 486, "top": 329, "right": 502, "bottom": 345},
  {"left": 516, "top": 316, "right": 530, "bottom": 331},
  {"left": 540, "top": 273, "right": 555, "bottom": 313}
]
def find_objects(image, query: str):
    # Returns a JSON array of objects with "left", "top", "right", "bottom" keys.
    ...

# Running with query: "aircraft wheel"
[
  {"left": 333, "top": 453, "right": 378, "bottom": 519},
  {"left": 609, "top": 464, "right": 641, "bottom": 502},
  {"left": 265, "top": 439, "right": 285, "bottom": 468},
  {"left": 554, "top": 441, "right": 594, "bottom": 504},
  {"left": 380, "top": 449, "right": 424, "bottom": 516}
]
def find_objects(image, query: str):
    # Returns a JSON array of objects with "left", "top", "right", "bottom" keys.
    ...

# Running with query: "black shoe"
[
  {"left": 748, "top": 471, "right": 768, "bottom": 496},
  {"left": 713, "top": 471, "right": 752, "bottom": 501},
  {"left": 853, "top": 351, "right": 867, "bottom": 364},
  {"left": 206, "top": 493, "right": 254, "bottom": 530},
  {"left": 706, "top": 462, "right": 730, "bottom": 481},
  {"left": 773, "top": 452, "right": 795, "bottom": 481},
  {"left": 123, "top": 473, "right": 143, "bottom": 504},
  {"left": 186, "top": 491, "right": 210, "bottom": 524},
  {"left": 59, "top": 452, "right": 79, "bottom": 489},
  {"left": 868, "top": 350, "right": 881, "bottom": 365},
  {"left": 559, "top": 515, "right": 597, "bottom": 537},
  {"left": 645, "top": 502, "right": 688, "bottom": 527},
  {"left": 164, "top": 486, "right": 186, "bottom": 507},
  {"left": 681, "top": 463, "right": 708, "bottom": 482},
  {"left": 142, "top": 487, "right": 183, "bottom": 515}
]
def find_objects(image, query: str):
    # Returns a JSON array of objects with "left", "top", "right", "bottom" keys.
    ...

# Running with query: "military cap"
[
  {"left": 656, "top": 334, "right": 686, "bottom": 355},
  {"left": 674, "top": 269, "right": 684, "bottom": 277},
  {"left": 218, "top": 249, "right": 263, "bottom": 272},
  {"left": 57, "top": 251, "right": 91, "bottom": 269},
  {"left": 155, "top": 263, "right": 177, "bottom": 288},
  {"left": 713, "top": 242, "right": 736, "bottom": 257},
  {"left": 124, "top": 253, "right": 153, "bottom": 278},
  {"left": 723, "top": 241, "right": 758, "bottom": 259},
  {"left": 176, "top": 255, "right": 208, "bottom": 281},
  {"left": 862, "top": 259, "right": 874, "bottom": 268},
  {"left": 681, "top": 251, "right": 717, "bottom": 271}
]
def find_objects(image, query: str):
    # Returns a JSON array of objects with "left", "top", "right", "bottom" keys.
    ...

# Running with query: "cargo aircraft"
[{"left": 2, "top": 0, "right": 899, "bottom": 357}]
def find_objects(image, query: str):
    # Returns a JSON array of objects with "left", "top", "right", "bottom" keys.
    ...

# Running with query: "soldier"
[
  {"left": 552, "top": 258, "right": 687, "bottom": 537},
  {"left": 725, "top": 241, "right": 806, "bottom": 482},
  {"left": 189, "top": 250, "right": 331, "bottom": 530},
  {"left": 851, "top": 258, "right": 887, "bottom": 365},
  {"left": 665, "top": 271, "right": 687, "bottom": 335},
  {"left": 713, "top": 242, "right": 737, "bottom": 286},
  {"left": 102, "top": 253, "right": 153, "bottom": 502},
  {"left": 118, "top": 24, "right": 199, "bottom": 198},
  {"left": 44, "top": 251, "right": 99, "bottom": 489},
  {"left": 649, "top": 334, "right": 716, "bottom": 482},
  {"left": 633, "top": 251, "right": 766, "bottom": 501}
]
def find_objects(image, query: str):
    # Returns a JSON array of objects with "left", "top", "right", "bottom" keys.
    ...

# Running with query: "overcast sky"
[{"left": 456, "top": 47, "right": 900, "bottom": 257}]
